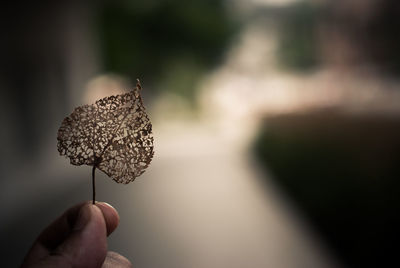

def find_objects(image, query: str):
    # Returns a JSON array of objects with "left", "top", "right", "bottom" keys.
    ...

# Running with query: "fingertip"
[
  {"left": 95, "top": 202, "right": 120, "bottom": 235},
  {"left": 103, "top": 251, "right": 132, "bottom": 268}
]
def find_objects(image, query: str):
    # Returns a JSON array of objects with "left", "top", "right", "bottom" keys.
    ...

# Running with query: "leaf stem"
[{"left": 92, "top": 165, "right": 96, "bottom": 204}]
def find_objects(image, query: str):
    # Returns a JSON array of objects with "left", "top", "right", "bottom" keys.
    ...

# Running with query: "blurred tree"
[
  {"left": 97, "top": 0, "right": 237, "bottom": 103},
  {"left": 276, "top": 2, "right": 319, "bottom": 72},
  {"left": 319, "top": 0, "right": 400, "bottom": 74}
]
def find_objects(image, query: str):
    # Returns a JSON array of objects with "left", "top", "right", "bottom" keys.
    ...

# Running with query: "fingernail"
[
  {"left": 74, "top": 205, "right": 92, "bottom": 231},
  {"left": 96, "top": 202, "right": 116, "bottom": 210}
]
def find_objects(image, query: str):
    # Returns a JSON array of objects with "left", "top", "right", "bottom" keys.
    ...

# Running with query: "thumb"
[{"left": 54, "top": 204, "right": 108, "bottom": 267}]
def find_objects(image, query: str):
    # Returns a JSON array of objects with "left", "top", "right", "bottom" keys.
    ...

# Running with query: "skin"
[{"left": 21, "top": 202, "right": 132, "bottom": 268}]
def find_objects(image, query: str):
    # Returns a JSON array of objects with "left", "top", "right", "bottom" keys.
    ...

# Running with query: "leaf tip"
[{"left": 136, "top": 78, "right": 142, "bottom": 90}]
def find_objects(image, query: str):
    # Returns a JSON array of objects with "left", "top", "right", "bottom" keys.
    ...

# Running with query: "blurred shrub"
[{"left": 253, "top": 111, "right": 400, "bottom": 267}]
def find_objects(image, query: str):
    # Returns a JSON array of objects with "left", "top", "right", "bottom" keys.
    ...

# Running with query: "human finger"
[
  {"left": 22, "top": 203, "right": 108, "bottom": 268},
  {"left": 102, "top": 251, "right": 132, "bottom": 268},
  {"left": 95, "top": 202, "right": 120, "bottom": 236}
]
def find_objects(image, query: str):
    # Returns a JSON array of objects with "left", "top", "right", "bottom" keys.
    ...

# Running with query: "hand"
[{"left": 21, "top": 202, "right": 132, "bottom": 268}]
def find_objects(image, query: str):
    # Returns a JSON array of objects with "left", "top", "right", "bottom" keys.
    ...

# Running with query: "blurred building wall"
[{"left": 0, "top": 1, "right": 98, "bottom": 175}]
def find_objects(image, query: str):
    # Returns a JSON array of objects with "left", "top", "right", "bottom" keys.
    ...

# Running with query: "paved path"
[{"left": 100, "top": 121, "right": 341, "bottom": 268}]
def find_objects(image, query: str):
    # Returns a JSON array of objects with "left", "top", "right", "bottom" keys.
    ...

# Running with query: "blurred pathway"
[{"left": 103, "top": 120, "right": 341, "bottom": 268}]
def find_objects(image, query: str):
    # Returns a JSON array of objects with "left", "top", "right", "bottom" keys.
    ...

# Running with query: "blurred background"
[{"left": 1, "top": 0, "right": 399, "bottom": 267}]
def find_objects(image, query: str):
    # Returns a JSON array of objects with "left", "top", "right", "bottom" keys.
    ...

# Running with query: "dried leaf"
[{"left": 57, "top": 80, "right": 154, "bottom": 184}]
